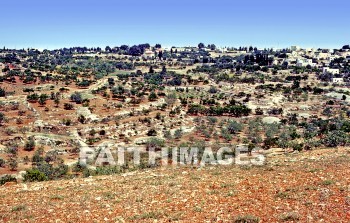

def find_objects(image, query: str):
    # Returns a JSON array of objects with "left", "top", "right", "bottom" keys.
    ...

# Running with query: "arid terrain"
[
  {"left": 1, "top": 44, "right": 350, "bottom": 222},
  {"left": 1, "top": 148, "right": 350, "bottom": 222}
]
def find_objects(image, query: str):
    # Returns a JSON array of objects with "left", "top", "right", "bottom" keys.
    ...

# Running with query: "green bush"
[
  {"left": 0, "top": 158, "right": 5, "bottom": 167},
  {"left": 71, "top": 162, "right": 87, "bottom": 173},
  {"left": 290, "top": 142, "right": 304, "bottom": 151},
  {"left": 0, "top": 175, "right": 17, "bottom": 185},
  {"left": 35, "top": 162, "right": 68, "bottom": 180},
  {"left": 145, "top": 137, "right": 165, "bottom": 151},
  {"left": 24, "top": 138, "right": 35, "bottom": 151},
  {"left": 63, "top": 103, "right": 74, "bottom": 110},
  {"left": 0, "top": 87, "right": 6, "bottom": 97},
  {"left": 148, "top": 91, "right": 158, "bottom": 101},
  {"left": 8, "top": 158, "right": 18, "bottom": 171},
  {"left": 31, "top": 154, "right": 43, "bottom": 164},
  {"left": 234, "top": 215, "right": 260, "bottom": 223},
  {"left": 23, "top": 169, "right": 48, "bottom": 182},
  {"left": 279, "top": 212, "right": 300, "bottom": 221},
  {"left": 0, "top": 112, "right": 5, "bottom": 125},
  {"left": 323, "top": 130, "right": 349, "bottom": 147}
]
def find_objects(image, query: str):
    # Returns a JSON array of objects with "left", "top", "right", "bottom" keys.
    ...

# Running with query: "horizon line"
[{"left": 2, "top": 43, "right": 348, "bottom": 51}]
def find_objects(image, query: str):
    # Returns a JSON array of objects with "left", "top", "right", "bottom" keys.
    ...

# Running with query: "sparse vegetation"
[
  {"left": 234, "top": 215, "right": 260, "bottom": 223},
  {"left": 23, "top": 169, "right": 48, "bottom": 182},
  {"left": 0, "top": 41, "right": 349, "bottom": 222},
  {"left": 0, "top": 174, "right": 17, "bottom": 185}
]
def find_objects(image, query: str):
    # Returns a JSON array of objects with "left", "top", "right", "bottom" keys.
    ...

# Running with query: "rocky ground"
[{"left": 1, "top": 148, "right": 350, "bottom": 222}]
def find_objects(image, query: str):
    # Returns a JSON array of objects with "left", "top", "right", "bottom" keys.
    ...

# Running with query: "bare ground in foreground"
[{"left": 1, "top": 148, "right": 350, "bottom": 223}]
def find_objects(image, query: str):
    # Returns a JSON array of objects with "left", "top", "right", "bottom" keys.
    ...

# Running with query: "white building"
[
  {"left": 315, "top": 52, "right": 330, "bottom": 60},
  {"left": 336, "top": 50, "right": 350, "bottom": 57},
  {"left": 296, "top": 58, "right": 315, "bottom": 67},
  {"left": 143, "top": 50, "right": 155, "bottom": 59}
]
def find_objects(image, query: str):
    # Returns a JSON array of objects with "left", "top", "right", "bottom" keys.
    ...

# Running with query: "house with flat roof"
[{"left": 296, "top": 58, "right": 316, "bottom": 67}]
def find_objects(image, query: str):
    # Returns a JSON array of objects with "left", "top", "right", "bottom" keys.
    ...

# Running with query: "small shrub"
[
  {"left": 6, "top": 147, "right": 18, "bottom": 156},
  {"left": 0, "top": 158, "right": 5, "bottom": 167},
  {"left": 35, "top": 162, "right": 68, "bottom": 180},
  {"left": 71, "top": 162, "right": 88, "bottom": 173},
  {"left": 8, "top": 158, "right": 18, "bottom": 171},
  {"left": 23, "top": 169, "right": 48, "bottom": 182},
  {"left": 11, "top": 205, "right": 26, "bottom": 212},
  {"left": 99, "top": 129, "right": 106, "bottom": 136},
  {"left": 145, "top": 137, "right": 165, "bottom": 151},
  {"left": 321, "top": 180, "right": 334, "bottom": 186},
  {"left": 70, "top": 92, "right": 83, "bottom": 104},
  {"left": 227, "top": 120, "right": 243, "bottom": 134},
  {"left": 32, "top": 150, "right": 44, "bottom": 163},
  {"left": 174, "top": 129, "right": 183, "bottom": 139},
  {"left": 280, "top": 212, "right": 300, "bottom": 221},
  {"left": 148, "top": 91, "right": 158, "bottom": 101},
  {"left": 276, "top": 191, "right": 290, "bottom": 199},
  {"left": 64, "top": 103, "right": 74, "bottom": 110},
  {"left": 234, "top": 215, "right": 260, "bottom": 223},
  {"left": 0, "top": 87, "right": 6, "bottom": 97},
  {"left": 0, "top": 112, "right": 5, "bottom": 125},
  {"left": 147, "top": 129, "right": 157, "bottom": 136},
  {"left": 322, "top": 130, "right": 349, "bottom": 147},
  {"left": 290, "top": 142, "right": 303, "bottom": 151},
  {"left": 208, "top": 86, "right": 218, "bottom": 94},
  {"left": 4, "top": 127, "right": 16, "bottom": 136},
  {"left": 0, "top": 175, "right": 17, "bottom": 185},
  {"left": 62, "top": 118, "right": 72, "bottom": 126},
  {"left": 24, "top": 138, "right": 35, "bottom": 151}
]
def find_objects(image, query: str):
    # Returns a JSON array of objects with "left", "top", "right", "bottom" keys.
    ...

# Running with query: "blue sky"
[{"left": 1, "top": 0, "right": 349, "bottom": 49}]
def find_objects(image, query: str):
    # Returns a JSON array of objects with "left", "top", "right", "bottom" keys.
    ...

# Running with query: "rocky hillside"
[{"left": 1, "top": 148, "right": 350, "bottom": 222}]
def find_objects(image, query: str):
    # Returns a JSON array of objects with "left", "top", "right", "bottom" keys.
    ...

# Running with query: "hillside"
[{"left": 1, "top": 148, "right": 350, "bottom": 222}]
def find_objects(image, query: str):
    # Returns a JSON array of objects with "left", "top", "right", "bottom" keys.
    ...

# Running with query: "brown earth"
[{"left": 1, "top": 148, "right": 350, "bottom": 222}]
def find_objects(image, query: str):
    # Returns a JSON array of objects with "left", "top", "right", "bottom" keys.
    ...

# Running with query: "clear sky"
[{"left": 1, "top": 0, "right": 349, "bottom": 49}]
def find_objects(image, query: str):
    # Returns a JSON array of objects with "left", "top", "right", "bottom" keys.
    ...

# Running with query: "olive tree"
[{"left": 323, "top": 130, "right": 349, "bottom": 147}]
